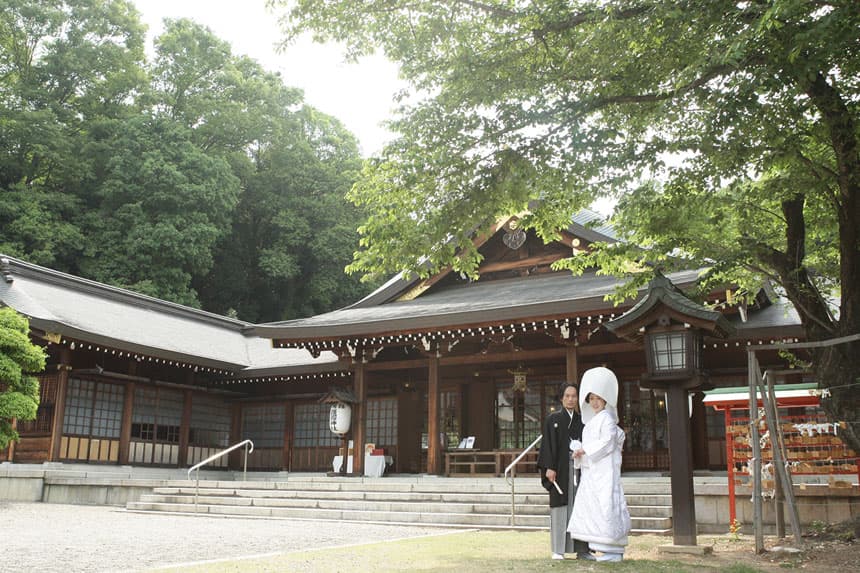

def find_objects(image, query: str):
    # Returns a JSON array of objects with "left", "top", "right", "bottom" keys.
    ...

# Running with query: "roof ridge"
[{"left": 0, "top": 254, "right": 250, "bottom": 330}]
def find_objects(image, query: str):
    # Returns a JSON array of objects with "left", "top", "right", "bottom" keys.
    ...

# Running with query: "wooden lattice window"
[
  {"left": 17, "top": 374, "right": 58, "bottom": 434},
  {"left": 242, "top": 404, "right": 285, "bottom": 449},
  {"left": 367, "top": 397, "right": 398, "bottom": 447},
  {"left": 293, "top": 403, "right": 339, "bottom": 448},
  {"left": 189, "top": 394, "right": 231, "bottom": 448},
  {"left": 132, "top": 386, "right": 183, "bottom": 444},
  {"left": 62, "top": 378, "right": 124, "bottom": 439}
]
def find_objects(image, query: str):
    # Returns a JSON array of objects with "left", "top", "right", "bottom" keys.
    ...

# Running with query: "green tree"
[
  {"left": 276, "top": 1, "right": 860, "bottom": 449},
  {"left": 197, "top": 106, "right": 373, "bottom": 321},
  {"left": 78, "top": 114, "right": 240, "bottom": 306},
  {"left": 0, "top": 0, "right": 147, "bottom": 269},
  {"left": 0, "top": 307, "right": 46, "bottom": 450}
]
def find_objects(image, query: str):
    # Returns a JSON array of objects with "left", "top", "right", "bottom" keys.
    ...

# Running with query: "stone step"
[
  {"left": 126, "top": 472, "right": 674, "bottom": 533},
  {"left": 153, "top": 486, "right": 548, "bottom": 504},
  {"left": 126, "top": 501, "right": 545, "bottom": 527},
  {"left": 147, "top": 487, "right": 669, "bottom": 511},
  {"left": 626, "top": 505, "right": 673, "bottom": 518},
  {"left": 189, "top": 480, "right": 546, "bottom": 495},
  {"left": 126, "top": 501, "right": 671, "bottom": 533},
  {"left": 625, "top": 494, "right": 673, "bottom": 506},
  {"left": 141, "top": 493, "right": 669, "bottom": 520},
  {"left": 138, "top": 494, "right": 549, "bottom": 515},
  {"left": 168, "top": 478, "right": 672, "bottom": 495}
]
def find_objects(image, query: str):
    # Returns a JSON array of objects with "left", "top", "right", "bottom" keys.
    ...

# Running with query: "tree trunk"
[{"left": 812, "top": 344, "right": 860, "bottom": 456}]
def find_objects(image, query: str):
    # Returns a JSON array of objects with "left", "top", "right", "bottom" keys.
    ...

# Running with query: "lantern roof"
[
  {"left": 319, "top": 387, "right": 358, "bottom": 404},
  {"left": 605, "top": 272, "right": 735, "bottom": 343}
]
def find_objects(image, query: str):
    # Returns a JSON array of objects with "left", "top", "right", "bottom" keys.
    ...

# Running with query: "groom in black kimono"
[{"left": 536, "top": 381, "right": 591, "bottom": 560}]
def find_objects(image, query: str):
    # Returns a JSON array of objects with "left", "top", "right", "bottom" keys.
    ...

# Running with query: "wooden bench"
[{"left": 444, "top": 449, "right": 540, "bottom": 477}]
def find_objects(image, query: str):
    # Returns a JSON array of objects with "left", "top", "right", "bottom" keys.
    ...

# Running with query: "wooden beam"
[
  {"left": 477, "top": 253, "right": 563, "bottom": 274},
  {"left": 396, "top": 216, "right": 515, "bottom": 302},
  {"left": 365, "top": 358, "right": 430, "bottom": 371},
  {"left": 577, "top": 341, "right": 639, "bottom": 356},
  {"left": 361, "top": 342, "right": 639, "bottom": 371}
]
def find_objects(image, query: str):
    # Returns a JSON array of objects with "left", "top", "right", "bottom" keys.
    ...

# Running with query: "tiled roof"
[
  {"left": 0, "top": 255, "right": 338, "bottom": 374},
  {"left": 255, "top": 269, "right": 706, "bottom": 339}
]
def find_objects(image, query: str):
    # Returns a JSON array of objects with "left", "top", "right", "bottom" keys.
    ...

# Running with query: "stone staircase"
[{"left": 126, "top": 475, "right": 673, "bottom": 533}]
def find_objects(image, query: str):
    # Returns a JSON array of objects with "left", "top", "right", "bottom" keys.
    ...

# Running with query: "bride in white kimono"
[{"left": 567, "top": 367, "right": 631, "bottom": 562}]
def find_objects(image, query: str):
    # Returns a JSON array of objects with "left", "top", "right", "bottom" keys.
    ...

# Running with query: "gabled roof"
[
  {"left": 254, "top": 268, "right": 705, "bottom": 341},
  {"left": 346, "top": 208, "right": 618, "bottom": 309},
  {"left": 254, "top": 266, "right": 804, "bottom": 345},
  {"left": 0, "top": 255, "right": 338, "bottom": 375}
]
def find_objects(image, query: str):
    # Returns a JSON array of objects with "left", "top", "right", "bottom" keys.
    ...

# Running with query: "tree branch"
[
  {"left": 451, "top": 0, "right": 518, "bottom": 19},
  {"left": 535, "top": 5, "right": 651, "bottom": 37}
]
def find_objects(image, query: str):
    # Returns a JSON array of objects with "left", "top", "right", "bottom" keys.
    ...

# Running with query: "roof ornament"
[{"left": 502, "top": 220, "right": 526, "bottom": 250}]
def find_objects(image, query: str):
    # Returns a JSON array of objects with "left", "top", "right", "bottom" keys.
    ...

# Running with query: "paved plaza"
[{"left": 0, "top": 502, "right": 463, "bottom": 572}]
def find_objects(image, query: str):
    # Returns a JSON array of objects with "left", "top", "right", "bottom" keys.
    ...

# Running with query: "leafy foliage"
[
  {"left": 275, "top": 0, "right": 860, "bottom": 449},
  {"left": 0, "top": 307, "right": 46, "bottom": 450},
  {"left": 0, "top": 1, "right": 373, "bottom": 319}
]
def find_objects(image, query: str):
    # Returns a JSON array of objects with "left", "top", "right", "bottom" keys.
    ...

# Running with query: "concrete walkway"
[{"left": 0, "top": 501, "right": 462, "bottom": 572}]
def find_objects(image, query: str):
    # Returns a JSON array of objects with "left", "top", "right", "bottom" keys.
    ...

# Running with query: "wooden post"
[
  {"left": 119, "top": 359, "right": 138, "bottom": 465},
  {"left": 427, "top": 354, "right": 441, "bottom": 475},
  {"left": 283, "top": 401, "right": 293, "bottom": 471},
  {"left": 748, "top": 351, "right": 764, "bottom": 554},
  {"left": 179, "top": 389, "right": 192, "bottom": 468},
  {"left": 49, "top": 348, "right": 71, "bottom": 461},
  {"left": 666, "top": 383, "right": 697, "bottom": 546},
  {"left": 725, "top": 408, "right": 737, "bottom": 525},
  {"left": 229, "top": 403, "right": 242, "bottom": 470},
  {"left": 119, "top": 382, "right": 135, "bottom": 464},
  {"left": 353, "top": 363, "right": 367, "bottom": 476},
  {"left": 565, "top": 344, "right": 579, "bottom": 385},
  {"left": 759, "top": 369, "right": 802, "bottom": 546}
]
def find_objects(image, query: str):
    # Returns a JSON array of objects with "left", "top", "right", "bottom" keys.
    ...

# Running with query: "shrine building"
[{"left": 0, "top": 210, "right": 805, "bottom": 476}]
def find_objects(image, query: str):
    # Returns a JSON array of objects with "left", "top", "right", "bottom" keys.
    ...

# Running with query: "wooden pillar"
[
  {"left": 565, "top": 344, "right": 579, "bottom": 385},
  {"left": 178, "top": 389, "right": 193, "bottom": 468},
  {"left": 457, "top": 382, "right": 467, "bottom": 441},
  {"left": 397, "top": 382, "right": 420, "bottom": 473},
  {"left": 427, "top": 355, "right": 441, "bottom": 475},
  {"left": 667, "top": 384, "right": 697, "bottom": 546},
  {"left": 229, "top": 403, "right": 242, "bottom": 470},
  {"left": 119, "top": 382, "right": 135, "bottom": 464},
  {"left": 283, "top": 401, "right": 293, "bottom": 471},
  {"left": 353, "top": 363, "right": 367, "bottom": 476},
  {"left": 49, "top": 348, "right": 71, "bottom": 461}
]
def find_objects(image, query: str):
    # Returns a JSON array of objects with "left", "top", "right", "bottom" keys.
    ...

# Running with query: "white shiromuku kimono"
[{"left": 566, "top": 407, "right": 631, "bottom": 553}]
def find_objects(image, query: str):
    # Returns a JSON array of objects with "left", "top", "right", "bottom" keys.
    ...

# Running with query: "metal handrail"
[
  {"left": 187, "top": 439, "right": 254, "bottom": 512},
  {"left": 504, "top": 434, "right": 542, "bottom": 526}
]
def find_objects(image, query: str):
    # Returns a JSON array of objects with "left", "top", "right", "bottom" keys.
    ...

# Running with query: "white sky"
[{"left": 132, "top": 0, "right": 403, "bottom": 156}]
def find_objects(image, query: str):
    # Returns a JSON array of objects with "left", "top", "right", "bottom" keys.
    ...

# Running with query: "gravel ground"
[{"left": 0, "top": 502, "right": 463, "bottom": 573}]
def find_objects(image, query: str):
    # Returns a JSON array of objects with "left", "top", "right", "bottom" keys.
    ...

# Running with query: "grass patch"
[{"left": 156, "top": 530, "right": 771, "bottom": 573}]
